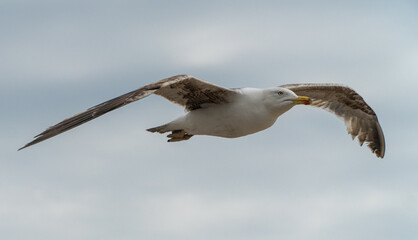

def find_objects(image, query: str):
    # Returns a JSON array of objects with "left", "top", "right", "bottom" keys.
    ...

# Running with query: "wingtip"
[
  {"left": 371, "top": 144, "right": 385, "bottom": 159},
  {"left": 377, "top": 149, "right": 385, "bottom": 159},
  {"left": 375, "top": 121, "right": 386, "bottom": 159},
  {"left": 17, "top": 139, "right": 38, "bottom": 151},
  {"left": 17, "top": 145, "right": 28, "bottom": 151}
]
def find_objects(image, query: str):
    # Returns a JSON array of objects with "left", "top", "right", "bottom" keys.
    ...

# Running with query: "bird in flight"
[{"left": 19, "top": 74, "right": 385, "bottom": 158}]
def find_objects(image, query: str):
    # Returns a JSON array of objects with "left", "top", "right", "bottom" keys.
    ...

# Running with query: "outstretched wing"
[
  {"left": 281, "top": 83, "right": 385, "bottom": 158},
  {"left": 19, "top": 74, "right": 237, "bottom": 150}
]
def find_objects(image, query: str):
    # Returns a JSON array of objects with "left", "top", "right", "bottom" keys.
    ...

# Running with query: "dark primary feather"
[
  {"left": 281, "top": 83, "right": 385, "bottom": 158},
  {"left": 19, "top": 75, "right": 236, "bottom": 150}
]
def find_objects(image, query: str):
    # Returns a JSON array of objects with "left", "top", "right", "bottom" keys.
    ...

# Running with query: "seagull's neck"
[
  {"left": 236, "top": 88, "right": 281, "bottom": 116},
  {"left": 237, "top": 87, "right": 265, "bottom": 99},
  {"left": 239, "top": 87, "right": 294, "bottom": 118}
]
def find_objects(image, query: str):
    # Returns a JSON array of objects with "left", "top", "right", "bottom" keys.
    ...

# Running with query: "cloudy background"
[{"left": 2, "top": 0, "right": 418, "bottom": 239}]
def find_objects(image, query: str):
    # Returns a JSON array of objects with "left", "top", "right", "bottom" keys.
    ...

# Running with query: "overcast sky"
[{"left": 1, "top": 1, "right": 418, "bottom": 239}]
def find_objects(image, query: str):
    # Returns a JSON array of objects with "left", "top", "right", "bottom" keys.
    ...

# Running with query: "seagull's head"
[{"left": 264, "top": 87, "right": 311, "bottom": 112}]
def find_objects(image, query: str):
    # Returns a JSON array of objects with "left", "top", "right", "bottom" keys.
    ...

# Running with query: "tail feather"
[{"left": 146, "top": 124, "right": 170, "bottom": 134}]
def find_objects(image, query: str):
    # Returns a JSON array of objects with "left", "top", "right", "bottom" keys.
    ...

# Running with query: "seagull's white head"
[{"left": 263, "top": 87, "right": 311, "bottom": 113}]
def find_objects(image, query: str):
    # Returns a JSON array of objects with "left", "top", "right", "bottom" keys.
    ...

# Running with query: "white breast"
[{"left": 178, "top": 88, "right": 285, "bottom": 138}]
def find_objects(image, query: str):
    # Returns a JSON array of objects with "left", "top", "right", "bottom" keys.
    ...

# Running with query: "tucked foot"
[
  {"left": 167, "top": 130, "right": 185, "bottom": 138},
  {"left": 167, "top": 130, "right": 193, "bottom": 142}
]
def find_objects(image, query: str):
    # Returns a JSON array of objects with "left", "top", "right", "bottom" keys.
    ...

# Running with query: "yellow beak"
[{"left": 291, "top": 96, "right": 311, "bottom": 105}]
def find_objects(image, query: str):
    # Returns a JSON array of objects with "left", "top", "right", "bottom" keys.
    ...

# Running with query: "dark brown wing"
[
  {"left": 281, "top": 83, "right": 385, "bottom": 158},
  {"left": 19, "top": 74, "right": 237, "bottom": 150},
  {"left": 153, "top": 75, "right": 236, "bottom": 111}
]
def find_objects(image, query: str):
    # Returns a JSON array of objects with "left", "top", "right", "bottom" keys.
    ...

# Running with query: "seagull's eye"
[{"left": 277, "top": 91, "right": 284, "bottom": 95}]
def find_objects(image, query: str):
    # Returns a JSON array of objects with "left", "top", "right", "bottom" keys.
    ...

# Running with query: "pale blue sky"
[{"left": 1, "top": 1, "right": 418, "bottom": 239}]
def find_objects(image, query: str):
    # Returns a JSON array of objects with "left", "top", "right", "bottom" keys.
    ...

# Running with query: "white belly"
[{"left": 173, "top": 103, "right": 281, "bottom": 138}]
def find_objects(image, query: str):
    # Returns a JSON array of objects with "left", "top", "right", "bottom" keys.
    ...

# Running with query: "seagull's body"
[
  {"left": 151, "top": 88, "right": 292, "bottom": 138},
  {"left": 19, "top": 75, "right": 385, "bottom": 158}
]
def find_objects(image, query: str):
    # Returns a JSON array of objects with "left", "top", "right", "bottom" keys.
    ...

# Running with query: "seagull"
[{"left": 19, "top": 74, "right": 385, "bottom": 158}]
